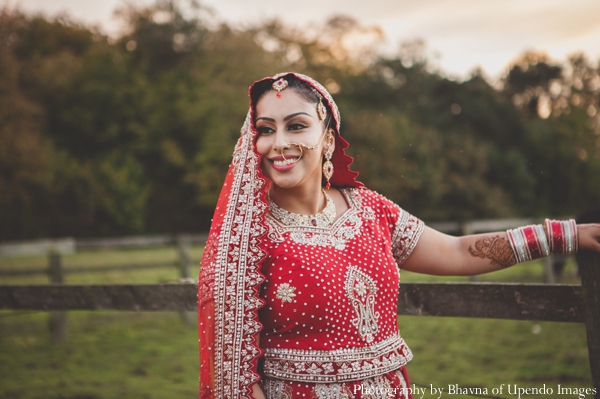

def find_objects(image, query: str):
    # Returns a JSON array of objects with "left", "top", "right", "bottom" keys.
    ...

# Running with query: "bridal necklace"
[{"left": 268, "top": 190, "right": 336, "bottom": 228}]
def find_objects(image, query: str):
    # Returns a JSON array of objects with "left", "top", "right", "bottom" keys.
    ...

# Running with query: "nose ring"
[{"left": 276, "top": 143, "right": 303, "bottom": 161}]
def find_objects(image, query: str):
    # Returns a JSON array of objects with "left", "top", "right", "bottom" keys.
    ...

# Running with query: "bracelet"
[
  {"left": 506, "top": 224, "right": 550, "bottom": 263},
  {"left": 544, "top": 219, "right": 578, "bottom": 255}
]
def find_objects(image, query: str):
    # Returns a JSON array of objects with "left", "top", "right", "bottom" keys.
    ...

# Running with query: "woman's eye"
[
  {"left": 257, "top": 126, "right": 274, "bottom": 135},
  {"left": 288, "top": 123, "right": 306, "bottom": 131}
]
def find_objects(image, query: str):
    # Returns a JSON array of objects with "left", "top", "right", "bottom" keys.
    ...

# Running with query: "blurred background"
[
  {"left": 1, "top": 0, "right": 600, "bottom": 240},
  {"left": 0, "top": 0, "right": 599, "bottom": 397}
]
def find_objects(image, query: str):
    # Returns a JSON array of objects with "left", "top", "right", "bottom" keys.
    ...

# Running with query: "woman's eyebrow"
[
  {"left": 256, "top": 112, "right": 312, "bottom": 122},
  {"left": 284, "top": 112, "right": 311, "bottom": 121},
  {"left": 256, "top": 112, "right": 312, "bottom": 123}
]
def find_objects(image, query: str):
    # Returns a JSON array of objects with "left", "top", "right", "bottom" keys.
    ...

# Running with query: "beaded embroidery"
[
  {"left": 345, "top": 266, "right": 380, "bottom": 343},
  {"left": 391, "top": 206, "right": 424, "bottom": 266},
  {"left": 269, "top": 190, "right": 336, "bottom": 228},
  {"left": 276, "top": 283, "right": 297, "bottom": 305},
  {"left": 198, "top": 113, "right": 268, "bottom": 398},
  {"left": 261, "top": 369, "right": 409, "bottom": 399},
  {"left": 262, "top": 335, "right": 412, "bottom": 383},
  {"left": 262, "top": 378, "right": 294, "bottom": 399},
  {"left": 312, "top": 383, "right": 353, "bottom": 399},
  {"left": 266, "top": 189, "right": 362, "bottom": 250}
]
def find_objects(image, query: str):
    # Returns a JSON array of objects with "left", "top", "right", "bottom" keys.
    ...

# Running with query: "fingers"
[{"left": 577, "top": 223, "right": 600, "bottom": 252}]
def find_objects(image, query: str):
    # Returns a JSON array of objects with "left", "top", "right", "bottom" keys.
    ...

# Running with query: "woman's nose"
[{"left": 272, "top": 129, "right": 288, "bottom": 151}]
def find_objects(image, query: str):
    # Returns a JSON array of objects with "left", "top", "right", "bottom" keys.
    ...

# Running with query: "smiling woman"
[
  {"left": 197, "top": 72, "right": 600, "bottom": 399},
  {"left": 254, "top": 77, "right": 339, "bottom": 217}
]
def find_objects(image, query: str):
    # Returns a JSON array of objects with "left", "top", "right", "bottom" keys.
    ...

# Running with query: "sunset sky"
[{"left": 13, "top": 0, "right": 600, "bottom": 79}]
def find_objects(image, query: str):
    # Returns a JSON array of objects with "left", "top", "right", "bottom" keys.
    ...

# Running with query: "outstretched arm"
[{"left": 401, "top": 223, "right": 600, "bottom": 276}]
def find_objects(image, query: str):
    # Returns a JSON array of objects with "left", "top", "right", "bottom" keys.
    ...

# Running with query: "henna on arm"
[{"left": 468, "top": 235, "right": 516, "bottom": 268}]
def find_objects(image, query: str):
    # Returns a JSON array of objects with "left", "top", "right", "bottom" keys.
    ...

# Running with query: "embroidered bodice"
[{"left": 259, "top": 188, "right": 424, "bottom": 383}]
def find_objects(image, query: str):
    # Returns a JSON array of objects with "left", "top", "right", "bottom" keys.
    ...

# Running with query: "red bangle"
[
  {"left": 506, "top": 224, "right": 549, "bottom": 263},
  {"left": 544, "top": 219, "right": 578, "bottom": 255}
]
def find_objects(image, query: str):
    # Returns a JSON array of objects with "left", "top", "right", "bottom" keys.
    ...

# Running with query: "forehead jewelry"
[
  {"left": 312, "top": 89, "right": 328, "bottom": 122},
  {"left": 272, "top": 78, "right": 289, "bottom": 98}
]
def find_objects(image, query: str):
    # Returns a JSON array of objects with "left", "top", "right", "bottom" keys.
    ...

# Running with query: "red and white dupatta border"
[{"left": 198, "top": 113, "right": 269, "bottom": 399}]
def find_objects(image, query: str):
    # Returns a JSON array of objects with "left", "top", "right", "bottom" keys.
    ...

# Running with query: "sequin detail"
[
  {"left": 261, "top": 369, "right": 409, "bottom": 399},
  {"left": 259, "top": 188, "right": 423, "bottom": 387},
  {"left": 391, "top": 206, "right": 424, "bottom": 266},
  {"left": 266, "top": 189, "right": 362, "bottom": 250},
  {"left": 312, "top": 383, "right": 353, "bottom": 399},
  {"left": 262, "top": 335, "right": 412, "bottom": 383},
  {"left": 269, "top": 191, "right": 336, "bottom": 229},
  {"left": 262, "top": 378, "right": 294, "bottom": 399},
  {"left": 345, "top": 266, "right": 379, "bottom": 343},
  {"left": 276, "top": 283, "right": 297, "bottom": 305}
]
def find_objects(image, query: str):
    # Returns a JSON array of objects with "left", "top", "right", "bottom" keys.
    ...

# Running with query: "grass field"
[{"left": 0, "top": 247, "right": 594, "bottom": 399}]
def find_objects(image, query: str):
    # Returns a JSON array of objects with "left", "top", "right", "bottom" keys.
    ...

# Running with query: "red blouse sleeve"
[
  {"left": 390, "top": 205, "right": 424, "bottom": 266},
  {"left": 363, "top": 189, "right": 425, "bottom": 267}
]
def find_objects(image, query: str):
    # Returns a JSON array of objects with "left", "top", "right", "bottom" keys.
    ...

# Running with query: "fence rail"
[
  {"left": 0, "top": 229, "right": 597, "bottom": 395},
  {"left": 0, "top": 233, "right": 208, "bottom": 257},
  {"left": 0, "top": 282, "right": 584, "bottom": 321}
]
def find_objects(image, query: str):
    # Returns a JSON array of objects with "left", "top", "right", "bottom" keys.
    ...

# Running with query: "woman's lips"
[{"left": 270, "top": 156, "right": 300, "bottom": 172}]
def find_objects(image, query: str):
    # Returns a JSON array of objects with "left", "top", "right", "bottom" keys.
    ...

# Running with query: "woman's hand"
[{"left": 578, "top": 223, "right": 600, "bottom": 252}]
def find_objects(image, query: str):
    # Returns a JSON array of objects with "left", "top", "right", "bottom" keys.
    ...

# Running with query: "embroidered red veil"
[{"left": 197, "top": 72, "right": 363, "bottom": 399}]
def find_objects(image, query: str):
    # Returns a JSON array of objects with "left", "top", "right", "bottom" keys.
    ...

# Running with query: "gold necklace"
[{"left": 268, "top": 190, "right": 336, "bottom": 228}]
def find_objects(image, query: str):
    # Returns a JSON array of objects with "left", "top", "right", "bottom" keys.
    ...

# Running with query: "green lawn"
[{"left": 0, "top": 249, "right": 593, "bottom": 399}]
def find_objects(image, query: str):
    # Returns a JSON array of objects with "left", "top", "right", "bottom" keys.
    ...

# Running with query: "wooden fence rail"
[
  {"left": 0, "top": 230, "right": 597, "bottom": 395},
  {"left": 0, "top": 282, "right": 584, "bottom": 320},
  {"left": 0, "top": 250, "right": 598, "bottom": 395}
]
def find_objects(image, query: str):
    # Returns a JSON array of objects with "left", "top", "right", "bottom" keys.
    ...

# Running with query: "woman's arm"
[
  {"left": 251, "top": 384, "right": 266, "bottom": 399},
  {"left": 401, "top": 223, "right": 600, "bottom": 276}
]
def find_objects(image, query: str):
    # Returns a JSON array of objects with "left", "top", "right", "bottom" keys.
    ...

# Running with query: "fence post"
[
  {"left": 47, "top": 249, "right": 67, "bottom": 342},
  {"left": 543, "top": 256, "right": 556, "bottom": 284},
  {"left": 577, "top": 250, "right": 600, "bottom": 397},
  {"left": 177, "top": 235, "right": 195, "bottom": 326}
]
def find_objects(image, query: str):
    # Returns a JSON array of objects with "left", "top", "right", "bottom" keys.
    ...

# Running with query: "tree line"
[{"left": 1, "top": 0, "right": 599, "bottom": 240}]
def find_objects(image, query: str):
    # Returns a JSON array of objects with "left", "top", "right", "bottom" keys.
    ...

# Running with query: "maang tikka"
[
  {"left": 322, "top": 131, "right": 334, "bottom": 189},
  {"left": 272, "top": 78, "right": 288, "bottom": 97}
]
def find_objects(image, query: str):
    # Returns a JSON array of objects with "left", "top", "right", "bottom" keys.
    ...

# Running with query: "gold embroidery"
[
  {"left": 262, "top": 335, "right": 412, "bottom": 383},
  {"left": 210, "top": 114, "right": 267, "bottom": 397},
  {"left": 312, "top": 383, "right": 353, "bottom": 399},
  {"left": 262, "top": 378, "right": 294, "bottom": 399},
  {"left": 266, "top": 189, "right": 363, "bottom": 250},
  {"left": 345, "top": 266, "right": 379, "bottom": 343},
  {"left": 391, "top": 207, "right": 424, "bottom": 266},
  {"left": 276, "top": 283, "right": 297, "bottom": 305}
]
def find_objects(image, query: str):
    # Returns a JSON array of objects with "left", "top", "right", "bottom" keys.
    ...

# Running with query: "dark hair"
[{"left": 251, "top": 74, "right": 332, "bottom": 127}]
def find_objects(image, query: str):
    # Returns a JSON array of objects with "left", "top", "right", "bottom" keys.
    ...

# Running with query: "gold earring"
[{"left": 322, "top": 133, "right": 334, "bottom": 189}]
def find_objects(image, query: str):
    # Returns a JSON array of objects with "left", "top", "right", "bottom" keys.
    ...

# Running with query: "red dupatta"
[{"left": 198, "top": 72, "right": 362, "bottom": 399}]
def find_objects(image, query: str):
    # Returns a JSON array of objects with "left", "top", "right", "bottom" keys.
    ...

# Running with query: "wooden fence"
[
  {"left": 0, "top": 233, "right": 208, "bottom": 279},
  {"left": 0, "top": 220, "right": 567, "bottom": 282},
  {"left": 0, "top": 233, "right": 207, "bottom": 330},
  {"left": 0, "top": 253, "right": 598, "bottom": 395},
  {"left": 0, "top": 224, "right": 597, "bottom": 395}
]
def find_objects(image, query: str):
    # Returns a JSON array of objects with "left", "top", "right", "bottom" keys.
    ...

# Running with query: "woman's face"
[{"left": 255, "top": 89, "right": 331, "bottom": 192}]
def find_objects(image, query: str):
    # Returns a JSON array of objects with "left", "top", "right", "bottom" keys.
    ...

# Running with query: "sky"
[{"left": 11, "top": 0, "right": 600, "bottom": 80}]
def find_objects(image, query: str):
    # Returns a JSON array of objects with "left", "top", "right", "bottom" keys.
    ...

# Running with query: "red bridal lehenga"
[{"left": 198, "top": 73, "right": 424, "bottom": 399}]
